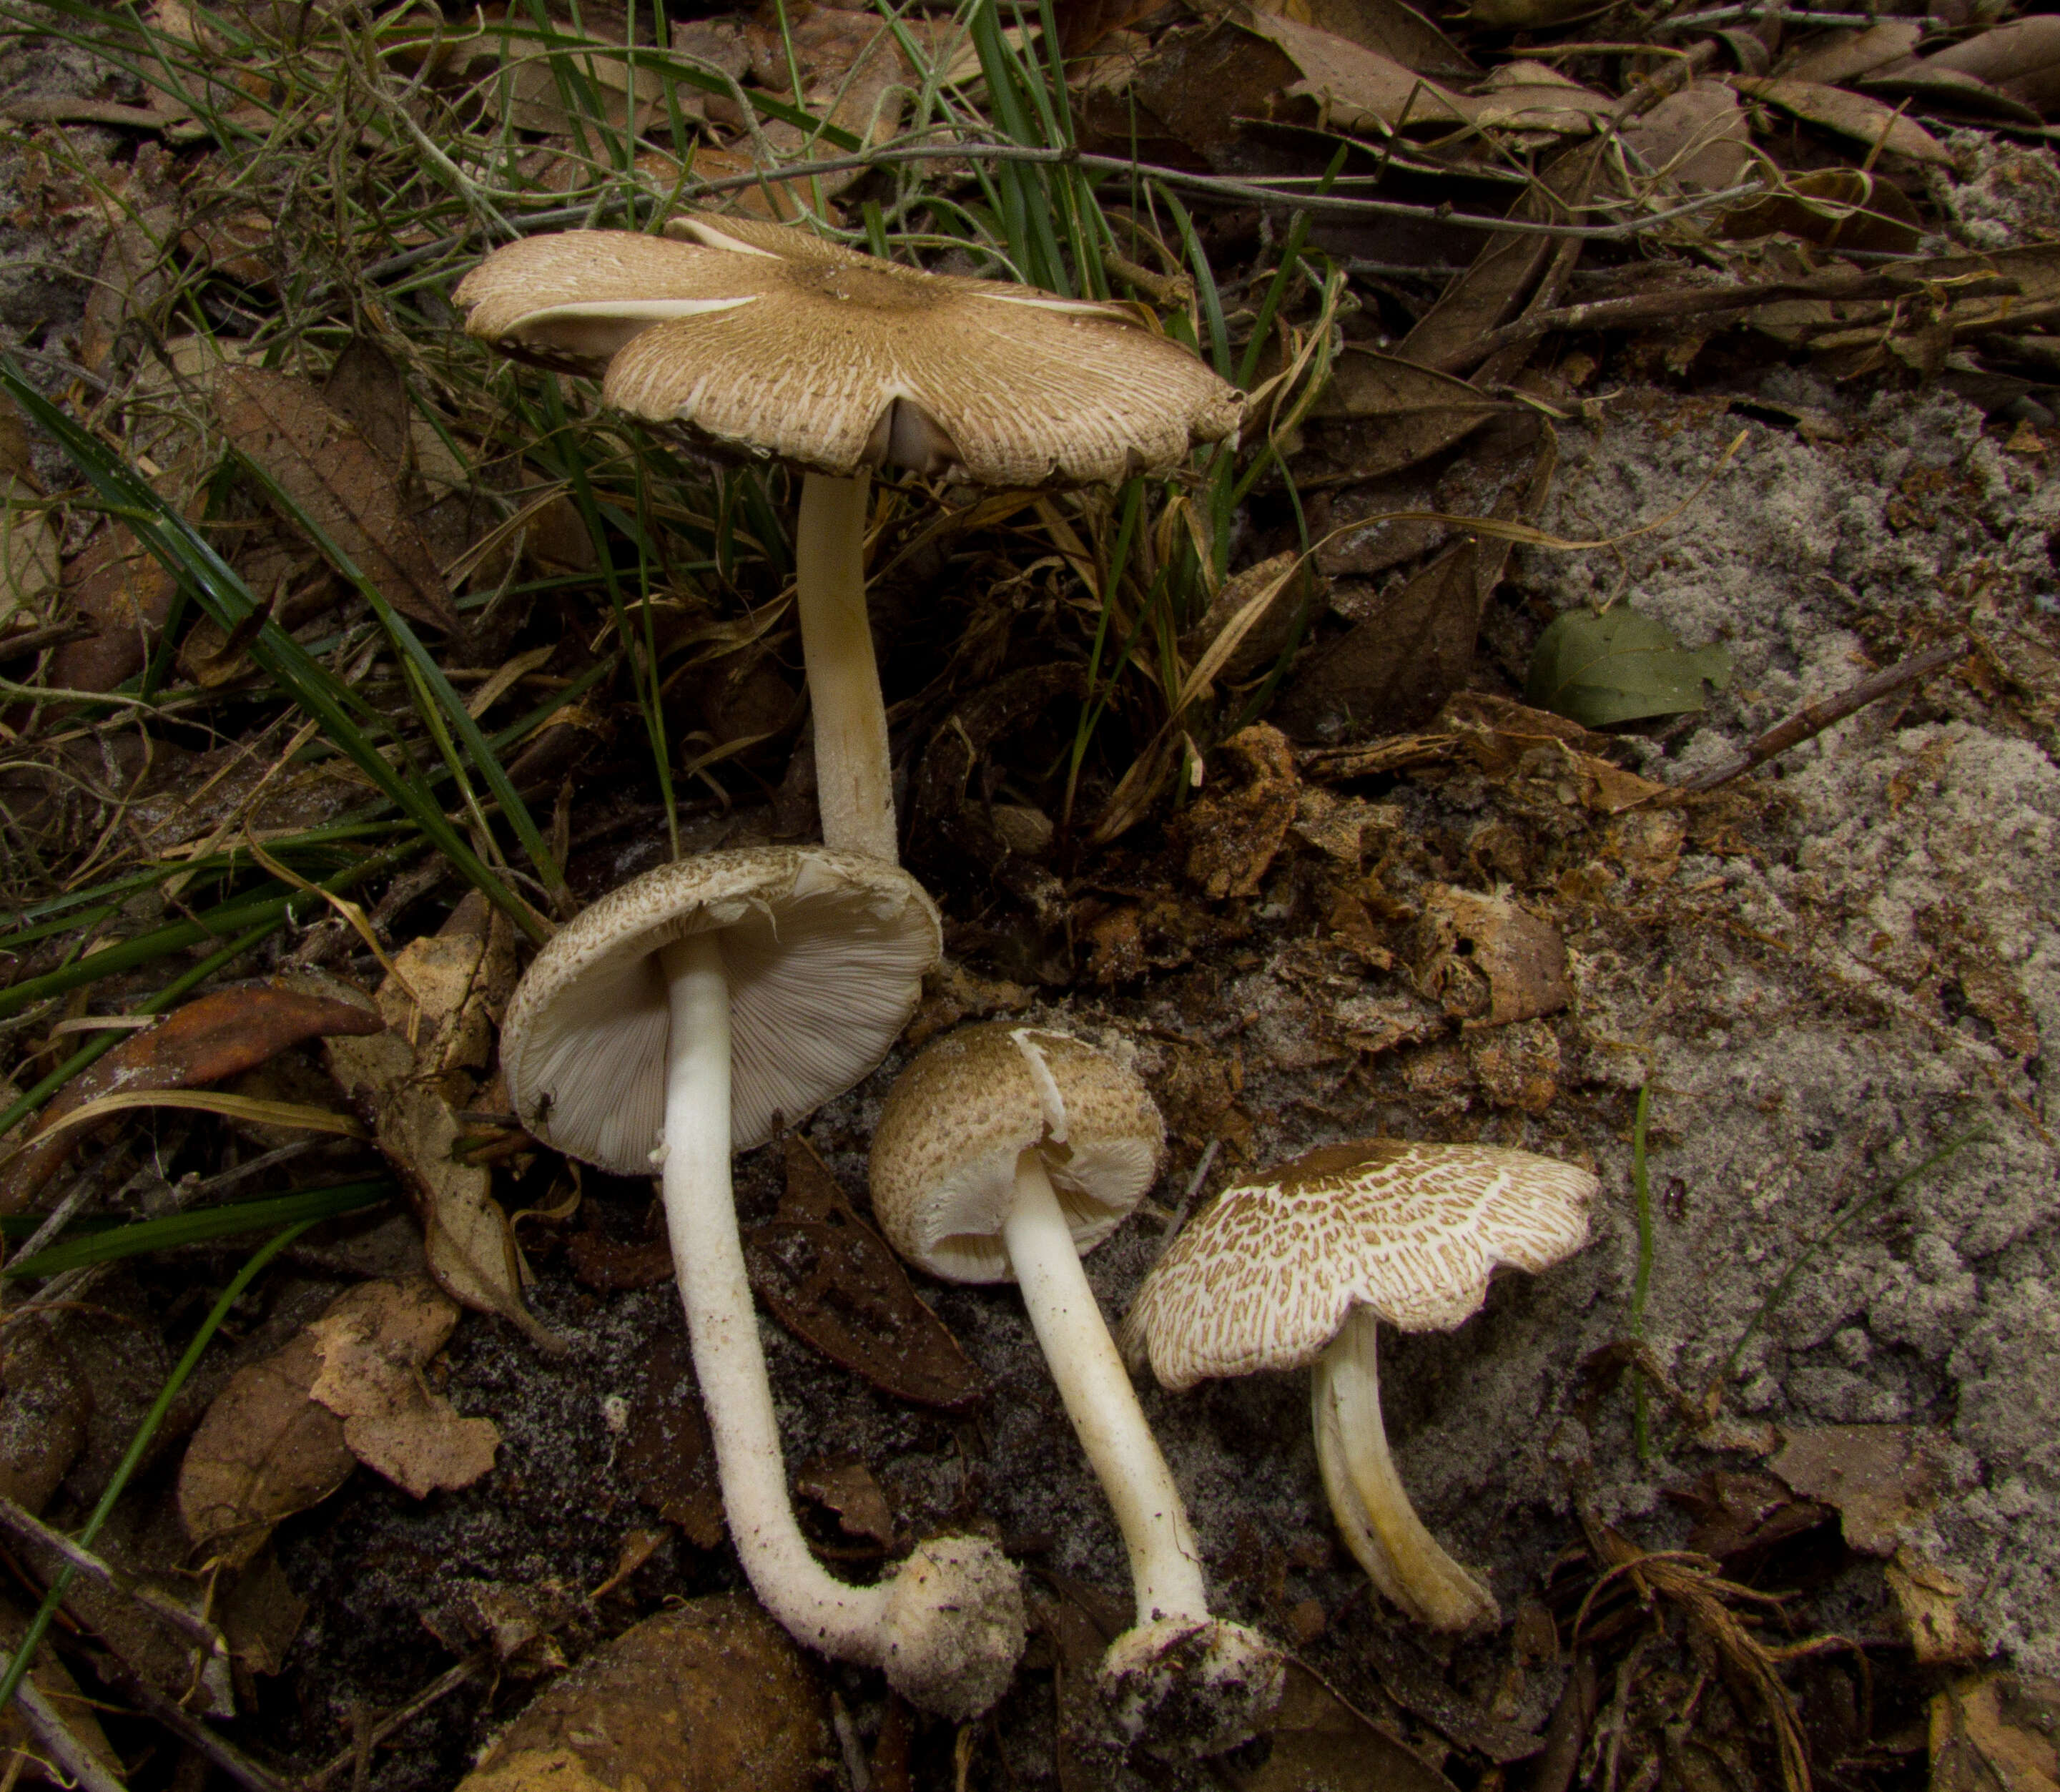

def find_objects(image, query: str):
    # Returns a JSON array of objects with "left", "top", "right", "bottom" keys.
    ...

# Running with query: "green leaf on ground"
[{"left": 1527, "top": 606, "right": 1733, "bottom": 728}]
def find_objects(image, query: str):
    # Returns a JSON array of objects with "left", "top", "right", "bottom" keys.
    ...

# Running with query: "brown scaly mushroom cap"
[
  {"left": 501, "top": 846, "right": 940, "bottom": 1175},
  {"left": 1120, "top": 1138, "right": 1594, "bottom": 1635},
  {"left": 1122, "top": 1140, "right": 1595, "bottom": 1387},
  {"left": 869, "top": 1021, "right": 1165, "bottom": 1284},
  {"left": 454, "top": 219, "right": 1243, "bottom": 486}
]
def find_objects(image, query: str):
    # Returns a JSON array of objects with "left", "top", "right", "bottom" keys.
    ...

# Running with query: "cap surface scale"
[
  {"left": 1122, "top": 1141, "right": 1595, "bottom": 1391},
  {"left": 501, "top": 847, "right": 940, "bottom": 1175},
  {"left": 869, "top": 1023, "right": 1165, "bottom": 1284},
  {"left": 455, "top": 222, "right": 1241, "bottom": 486}
]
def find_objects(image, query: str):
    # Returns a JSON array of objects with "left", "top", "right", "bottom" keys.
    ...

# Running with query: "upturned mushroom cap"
[
  {"left": 869, "top": 1023, "right": 1165, "bottom": 1284},
  {"left": 454, "top": 222, "right": 1242, "bottom": 486},
  {"left": 1120, "top": 1141, "right": 1595, "bottom": 1391},
  {"left": 501, "top": 847, "right": 940, "bottom": 1174}
]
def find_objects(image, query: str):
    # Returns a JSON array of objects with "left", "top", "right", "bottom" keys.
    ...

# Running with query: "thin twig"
[
  {"left": 0, "top": 1649, "right": 127, "bottom": 1792},
  {"left": 92, "top": 1652, "right": 291, "bottom": 1792},
  {"left": 360, "top": 140, "right": 1768, "bottom": 287},
  {"left": 297, "top": 1650, "right": 492, "bottom": 1792},
  {"left": 1674, "top": 639, "right": 1965, "bottom": 795},
  {"left": 0, "top": 1492, "right": 230, "bottom": 1659},
  {"left": 1449, "top": 267, "right": 1989, "bottom": 372},
  {"left": 1653, "top": 5, "right": 1883, "bottom": 29}
]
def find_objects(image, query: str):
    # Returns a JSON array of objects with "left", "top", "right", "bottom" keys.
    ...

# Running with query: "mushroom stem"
[
  {"left": 1002, "top": 1148, "right": 1211, "bottom": 1628},
  {"left": 1311, "top": 1306, "right": 1498, "bottom": 1631},
  {"left": 794, "top": 471, "right": 897, "bottom": 862},
  {"left": 657, "top": 931, "right": 892, "bottom": 1663}
]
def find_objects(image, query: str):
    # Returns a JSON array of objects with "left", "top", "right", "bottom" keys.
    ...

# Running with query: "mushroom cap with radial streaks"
[
  {"left": 453, "top": 220, "right": 1242, "bottom": 487},
  {"left": 869, "top": 1022, "right": 1165, "bottom": 1285},
  {"left": 1119, "top": 1141, "right": 1595, "bottom": 1392},
  {"left": 500, "top": 847, "right": 940, "bottom": 1176}
]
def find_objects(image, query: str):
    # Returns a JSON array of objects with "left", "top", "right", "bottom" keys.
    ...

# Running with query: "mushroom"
[
  {"left": 869, "top": 1021, "right": 1281, "bottom": 1753},
  {"left": 455, "top": 219, "right": 1241, "bottom": 862},
  {"left": 499, "top": 846, "right": 1025, "bottom": 1718},
  {"left": 1120, "top": 1141, "right": 1595, "bottom": 1632}
]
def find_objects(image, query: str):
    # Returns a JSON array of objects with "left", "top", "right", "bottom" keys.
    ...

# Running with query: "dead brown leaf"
[
  {"left": 1417, "top": 885, "right": 1572, "bottom": 1025},
  {"left": 308, "top": 1278, "right": 499, "bottom": 1499},
  {"left": 455, "top": 1597, "right": 829, "bottom": 1792},
  {"left": 745, "top": 1136, "right": 985, "bottom": 1411},
  {"left": 220, "top": 1550, "right": 307, "bottom": 1683},
  {"left": 1297, "top": 349, "right": 1512, "bottom": 483},
  {"left": 178, "top": 1329, "right": 357, "bottom": 1570},
  {"left": 1621, "top": 81, "right": 1753, "bottom": 192},
  {"left": 1130, "top": 12, "right": 1469, "bottom": 159},
  {"left": 1175, "top": 722, "right": 1301, "bottom": 900},
  {"left": 619, "top": 1331, "right": 724, "bottom": 1549},
  {"left": 1242, "top": 0, "right": 1475, "bottom": 79},
  {"left": 796, "top": 1455, "right": 895, "bottom": 1549},
  {"left": 48, "top": 523, "right": 180, "bottom": 694},
  {"left": 1278, "top": 440, "right": 1553, "bottom": 737},
  {"left": 1729, "top": 75, "right": 1956, "bottom": 167},
  {"left": 1724, "top": 169, "right": 1923, "bottom": 257},
  {"left": 1179, "top": 551, "right": 1309, "bottom": 685},
  {"left": 0, "top": 983, "right": 384, "bottom": 1214},
  {"left": 1779, "top": 20, "right": 1923, "bottom": 86},
  {"left": 1889, "top": 1542, "right": 1986, "bottom": 1665},
  {"left": 1929, "top": 1671, "right": 2060, "bottom": 1791},
  {"left": 1768, "top": 1424, "right": 1948, "bottom": 1555},
  {"left": 215, "top": 365, "right": 462, "bottom": 634},
  {"left": 1238, "top": 1660, "right": 1462, "bottom": 1791},
  {"left": 1921, "top": 14, "right": 2060, "bottom": 114},
  {"left": 321, "top": 338, "right": 411, "bottom": 468},
  {"left": 0, "top": 1324, "right": 92, "bottom": 1517},
  {"left": 324, "top": 898, "right": 561, "bottom": 1352}
]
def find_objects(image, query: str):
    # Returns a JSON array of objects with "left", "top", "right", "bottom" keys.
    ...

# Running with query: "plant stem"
[{"left": 1630, "top": 1083, "right": 1654, "bottom": 1464}]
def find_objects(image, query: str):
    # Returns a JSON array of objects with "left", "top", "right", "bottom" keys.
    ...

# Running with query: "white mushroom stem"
[
  {"left": 1002, "top": 1148, "right": 1213, "bottom": 1628},
  {"left": 657, "top": 931, "right": 895, "bottom": 1663},
  {"left": 794, "top": 471, "right": 897, "bottom": 863},
  {"left": 1311, "top": 1305, "right": 1498, "bottom": 1632}
]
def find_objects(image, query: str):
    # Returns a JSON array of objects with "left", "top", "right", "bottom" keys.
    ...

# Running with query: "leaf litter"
[{"left": 0, "top": 0, "right": 2056, "bottom": 1781}]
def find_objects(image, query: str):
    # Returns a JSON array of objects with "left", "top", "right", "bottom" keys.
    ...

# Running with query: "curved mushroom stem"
[
  {"left": 1311, "top": 1305, "right": 1498, "bottom": 1631},
  {"left": 658, "top": 931, "right": 893, "bottom": 1661},
  {"left": 1002, "top": 1148, "right": 1211, "bottom": 1628},
  {"left": 794, "top": 471, "right": 897, "bottom": 862}
]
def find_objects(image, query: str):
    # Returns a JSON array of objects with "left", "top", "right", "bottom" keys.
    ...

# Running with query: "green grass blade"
[
  {"left": 224, "top": 453, "right": 566, "bottom": 905},
  {"left": 0, "top": 1219, "right": 315, "bottom": 1717},
  {"left": 4, "top": 1180, "right": 393, "bottom": 1279},
  {"left": 0, "top": 360, "right": 546, "bottom": 942}
]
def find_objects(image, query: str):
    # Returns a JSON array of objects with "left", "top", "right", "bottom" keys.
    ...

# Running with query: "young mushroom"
[
  {"left": 455, "top": 218, "right": 1241, "bottom": 862},
  {"left": 1120, "top": 1141, "right": 1595, "bottom": 1632},
  {"left": 869, "top": 1022, "right": 1281, "bottom": 1753},
  {"left": 499, "top": 847, "right": 1025, "bottom": 1718}
]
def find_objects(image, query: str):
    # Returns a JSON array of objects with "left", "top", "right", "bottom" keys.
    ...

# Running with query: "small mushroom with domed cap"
[
  {"left": 498, "top": 846, "right": 1024, "bottom": 1719},
  {"left": 1120, "top": 1141, "right": 1595, "bottom": 1633},
  {"left": 869, "top": 1021, "right": 1282, "bottom": 1756},
  {"left": 454, "top": 217, "right": 1241, "bottom": 862}
]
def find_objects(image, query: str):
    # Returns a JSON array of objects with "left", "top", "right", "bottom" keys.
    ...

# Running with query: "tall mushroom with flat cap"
[
  {"left": 1120, "top": 1141, "right": 1595, "bottom": 1633},
  {"left": 499, "top": 846, "right": 1025, "bottom": 1718},
  {"left": 455, "top": 218, "right": 1241, "bottom": 861},
  {"left": 869, "top": 1022, "right": 1281, "bottom": 1753}
]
